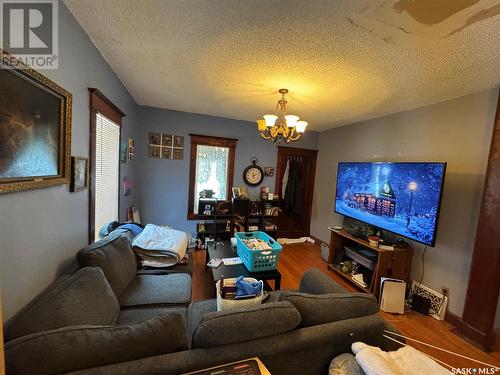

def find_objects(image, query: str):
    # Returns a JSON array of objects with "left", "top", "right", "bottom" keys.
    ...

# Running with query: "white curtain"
[{"left": 194, "top": 145, "right": 229, "bottom": 213}]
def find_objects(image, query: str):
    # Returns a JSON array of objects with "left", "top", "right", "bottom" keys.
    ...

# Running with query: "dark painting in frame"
[{"left": 0, "top": 50, "right": 72, "bottom": 193}]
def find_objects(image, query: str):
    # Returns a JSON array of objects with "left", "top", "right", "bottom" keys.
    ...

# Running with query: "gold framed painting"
[{"left": 0, "top": 50, "right": 72, "bottom": 193}]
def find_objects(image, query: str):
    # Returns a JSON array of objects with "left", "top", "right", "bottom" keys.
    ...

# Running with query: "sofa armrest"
[
  {"left": 299, "top": 268, "right": 347, "bottom": 294},
  {"left": 279, "top": 291, "right": 378, "bottom": 327}
]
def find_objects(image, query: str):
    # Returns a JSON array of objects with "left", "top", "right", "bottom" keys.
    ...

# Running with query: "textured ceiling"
[{"left": 64, "top": 0, "right": 500, "bottom": 131}]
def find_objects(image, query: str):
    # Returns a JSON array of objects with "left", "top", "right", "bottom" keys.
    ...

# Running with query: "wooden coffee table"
[{"left": 206, "top": 240, "right": 281, "bottom": 290}]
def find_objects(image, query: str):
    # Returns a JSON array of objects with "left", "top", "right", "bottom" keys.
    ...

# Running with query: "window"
[
  {"left": 88, "top": 89, "right": 125, "bottom": 242},
  {"left": 188, "top": 134, "right": 237, "bottom": 219},
  {"left": 94, "top": 113, "right": 120, "bottom": 241}
]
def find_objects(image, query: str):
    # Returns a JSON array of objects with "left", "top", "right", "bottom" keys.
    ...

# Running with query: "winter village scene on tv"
[{"left": 335, "top": 162, "right": 446, "bottom": 245}]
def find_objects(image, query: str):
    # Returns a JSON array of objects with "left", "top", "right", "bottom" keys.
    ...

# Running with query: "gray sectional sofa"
[{"left": 3, "top": 230, "right": 397, "bottom": 375}]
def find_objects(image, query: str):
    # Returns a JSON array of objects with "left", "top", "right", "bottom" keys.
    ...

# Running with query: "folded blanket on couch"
[{"left": 132, "top": 224, "right": 188, "bottom": 267}]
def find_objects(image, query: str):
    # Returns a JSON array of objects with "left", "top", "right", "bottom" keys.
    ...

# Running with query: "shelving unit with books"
[
  {"left": 231, "top": 198, "right": 280, "bottom": 239},
  {"left": 196, "top": 200, "right": 233, "bottom": 246}
]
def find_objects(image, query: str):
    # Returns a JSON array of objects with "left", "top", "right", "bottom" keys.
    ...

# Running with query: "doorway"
[{"left": 275, "top": 146, "right": 318, "bottom": 238}]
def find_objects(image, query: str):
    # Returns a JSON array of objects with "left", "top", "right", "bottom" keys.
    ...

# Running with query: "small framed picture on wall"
[
  {"left": 149, "top": 133, "right": 161, "bottom": 145},
  {"left": 148, "top": 145, "right": 160, "bottom": 158},
  {"left": 70, "top": 157, "right": 88, "bottom": 192},
  {"left": 264, "top": 166, "right": 274, "bottom": 177}
]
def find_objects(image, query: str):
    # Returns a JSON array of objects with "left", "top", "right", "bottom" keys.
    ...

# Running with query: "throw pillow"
[
  {"left": 191, "top": 301, "right": 301, "bottom": 348},
  {"left": 4, "top": 267, "right": 120, "bottom": 340},
  {"left": 77, "top": 230, "right": 137, "bottom": 297}
]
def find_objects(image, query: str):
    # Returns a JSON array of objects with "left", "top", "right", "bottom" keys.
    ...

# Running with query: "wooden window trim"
[
  {"left": 187, "top": 134, "right": 237, "bottom": 220},
  {"left": 88, "top": 88, "right": 125, "bottom": 126},
  {"left": 88, "top": 88, "right": 126, "bottom": 243}
]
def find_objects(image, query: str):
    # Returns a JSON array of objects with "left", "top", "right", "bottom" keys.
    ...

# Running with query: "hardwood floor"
[{"left": 192, "top": 242, "right": 500, "bottom": 370}]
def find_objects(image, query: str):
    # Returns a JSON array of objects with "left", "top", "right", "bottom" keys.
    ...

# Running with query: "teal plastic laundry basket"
[{"left": 235, "top": 231, "right": 282, "bottom": 272}]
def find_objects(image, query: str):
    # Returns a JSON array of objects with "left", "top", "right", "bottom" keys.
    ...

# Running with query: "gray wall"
[
  {"left": 311, "top": 89, "right": 499, "bottom": 316},
  {"left": 132, "top": 106, "right": 319, "bottom": 233},
  {"left": 0, "top": 3, "right": 138, "bottom": 320}
]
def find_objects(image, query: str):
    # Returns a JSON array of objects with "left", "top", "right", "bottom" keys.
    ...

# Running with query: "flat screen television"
[{"left": 334, "top": 162, "right": 446, "bottom": 247}]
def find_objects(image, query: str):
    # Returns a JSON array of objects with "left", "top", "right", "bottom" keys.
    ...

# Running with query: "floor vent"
[{"left": 411, "top": 281, "right": 448, "bottom": 321}]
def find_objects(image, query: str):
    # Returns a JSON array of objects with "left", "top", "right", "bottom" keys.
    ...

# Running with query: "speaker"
[
  {"left": 379, "top": 278, "right": 406, "bottom": 314},
  {"left": 411, "top": 294, "right": 431, "bottom": 315}
]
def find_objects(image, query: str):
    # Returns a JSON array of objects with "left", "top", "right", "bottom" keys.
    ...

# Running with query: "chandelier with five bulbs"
[{"left": 256, "top": 88, "right": 307, "bottom": 143}]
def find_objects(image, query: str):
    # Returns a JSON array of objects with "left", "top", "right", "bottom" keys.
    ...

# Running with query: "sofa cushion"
[
  {"left": 77, "top": 230, "right": 137, "bottom": 297},
  {"left": 118, "top": 307, "right": 187, "bottom": 325},
  {"left": 279, "top": 291, "right": 378, "bottom": 327},
  {"left": 4, "top": 312, "right": 188, "bottom": 375},
  {"left": 190, "top": 301, "right": 301, "bottom": 348},
  {"left": 4, "top": 267, "right": 120, "bottom": 341},
  {"left": 119, "top": 273, "right": 192, "bottom": 308}
]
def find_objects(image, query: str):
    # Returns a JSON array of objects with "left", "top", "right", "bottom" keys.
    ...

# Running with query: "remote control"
[{"left": 207, "top": 258, "right": 222, "bottom": 268}]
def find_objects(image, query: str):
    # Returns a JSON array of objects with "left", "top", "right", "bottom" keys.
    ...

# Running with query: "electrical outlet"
[{"left": 442, "top": 287, "right": 449, "bottom": 297}]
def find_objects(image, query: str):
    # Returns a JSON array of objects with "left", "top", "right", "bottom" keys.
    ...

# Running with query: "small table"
[{"left": 206, "top": 241, "right": 281, "bottom": 290}]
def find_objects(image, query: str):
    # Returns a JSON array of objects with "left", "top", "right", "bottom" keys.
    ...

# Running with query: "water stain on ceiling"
[
  {"left": 447, "top": 2, "right": 500, "bottom": 35},
  {"left": 393, "top": 0, "right": 480, "bottom": 25},
  {"left": 351, "top": 0, "right": 500, "bottom": 44}
]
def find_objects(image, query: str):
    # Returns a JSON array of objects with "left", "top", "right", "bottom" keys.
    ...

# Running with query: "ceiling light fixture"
[{"left": 256, "top": 89, "right": 307, "bottom": 143}]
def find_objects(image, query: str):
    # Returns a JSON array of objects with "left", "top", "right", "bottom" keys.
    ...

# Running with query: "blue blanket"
[
  {"left": 235, "top": 276, "right": 262, "bottom": 297},
  {"left": 116, "top": 223, "right": 144, "bottom": 237}
]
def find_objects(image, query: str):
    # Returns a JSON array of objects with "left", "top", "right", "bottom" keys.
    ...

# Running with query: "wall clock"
[{"left": 243, "top": 157, "right": 264, "bottom": 186}]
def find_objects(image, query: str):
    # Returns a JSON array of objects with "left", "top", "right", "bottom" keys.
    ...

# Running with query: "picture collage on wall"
[{"left": 148, "top": 133, "right": 184, "bottom": 160}]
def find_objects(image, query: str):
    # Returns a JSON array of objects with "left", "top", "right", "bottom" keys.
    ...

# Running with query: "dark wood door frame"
[
  {"left": 274, "top": 146, "right": 318, "bottom": 237},
  {"left": 450, "top": 91, "right": 500, "bottom": 351}
]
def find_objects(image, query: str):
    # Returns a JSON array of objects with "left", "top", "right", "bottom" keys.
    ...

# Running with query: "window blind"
[{"left": 94, "top": 112, "right": 120, "bottom": 241}]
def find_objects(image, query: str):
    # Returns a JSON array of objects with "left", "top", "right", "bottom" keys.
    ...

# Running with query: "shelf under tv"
[
  {"left": 327, "top": 264, "right": 371, "bottom": 293},
  {"left": 327, "top": 228, "right": 413, "bottom": 298}
]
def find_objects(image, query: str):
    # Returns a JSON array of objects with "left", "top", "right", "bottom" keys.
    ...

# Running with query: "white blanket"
[
  {"left": 132, "top": 224, "right": 188, "bottom": 267},
  {"left": 277, "top": 237, "right": 315, "bottom": 245},
  {"left": 352, "top": 342, "right": 450, "bottom": 375}
]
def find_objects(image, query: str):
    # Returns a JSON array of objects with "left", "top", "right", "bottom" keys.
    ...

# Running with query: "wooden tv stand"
[{"left": 327, "top": 228, "right": 412, "bottom": 298}]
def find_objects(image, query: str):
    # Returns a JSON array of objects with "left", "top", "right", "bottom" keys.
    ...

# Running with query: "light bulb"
[
  {"left": 256, "top": 119, "right": 267, "bottom": 131},
  {"left": 263, "top": 114, "right": 277, "bottom": 127},
  {"left": 285, "top": 115, "right": 299, "bottom": 128},
  {"left": 296, "top": 120, "right": 308, "bottom": 133}
]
